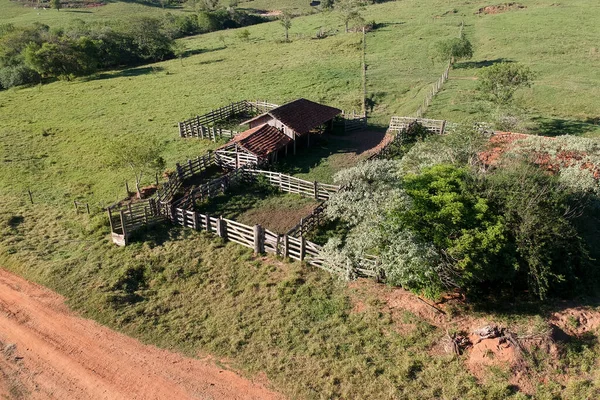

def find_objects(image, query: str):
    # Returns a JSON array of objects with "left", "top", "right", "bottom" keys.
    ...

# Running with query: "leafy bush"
[
  {"left": 436, "top": 36, "right": 473, "bottom": 62},
  {"left": 478, "top": 62, "right": 535, "bottom": 104}
]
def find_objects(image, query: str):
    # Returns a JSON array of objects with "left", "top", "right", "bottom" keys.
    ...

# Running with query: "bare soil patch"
[
  {"left": 476, "top": 3, "right": 526, "bottom": 15},
  {"left": 238, "top": 201, "right": 319, "bottom": 233},
  {"left": 0, "top": 268, "right": 284, "bottom": 400},
  {"left": 550, "top": 306, "right": 600, "bottom": 336}
]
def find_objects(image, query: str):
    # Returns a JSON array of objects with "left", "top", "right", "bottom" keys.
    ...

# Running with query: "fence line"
[
  {"left": 178, "top": 100, "right": 280, "bottom": 139},
  {"left": 339, "top": 110, "right": 367, "bottom": 132},
  {"left": 415, "top": 21, "right": 464, "bottom": 118},
  {"left": 287, "top": 202, "right": 327, "bottom": 237},
  {"left": 387, "top": 116, "right": 447, "bottom": 135},
  {"left": 168, "top": 205, "right": 380, "bottom": 279}
]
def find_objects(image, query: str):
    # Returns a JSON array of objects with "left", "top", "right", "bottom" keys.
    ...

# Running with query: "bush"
[{"left": 478, "top": 62, "right": 535, "bottom": 104}]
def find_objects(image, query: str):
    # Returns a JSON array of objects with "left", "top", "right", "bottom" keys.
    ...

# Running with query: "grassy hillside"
[
  {"left": 424, "top": 0, "right": 600, "bottom": 137},
  {"left": 0, "top": 0, "right": 194, "bottom": 27},
  {"left": 2, "top": 0, "right": 600, "bottom": 398}
]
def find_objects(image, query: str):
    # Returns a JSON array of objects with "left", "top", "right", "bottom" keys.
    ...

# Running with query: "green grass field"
[{"left": 2, "top": 0, "right": 600, "bottom": 398}]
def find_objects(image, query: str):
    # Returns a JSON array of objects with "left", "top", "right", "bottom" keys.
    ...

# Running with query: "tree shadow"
[
  {"left": 86, "top": 66, "right": 164, "bottom": 82},
  {"left": 64, "top": 10, "right": 93, "bottom": 13},
  {"left": 532, "top": 117, "right": 597, "bottom": 137},
  {"left": 453, "top": 58, "right": 513, "bottom": 69},
  {"left": 183, "top": 46, "right": 226, "bottom": 57}
]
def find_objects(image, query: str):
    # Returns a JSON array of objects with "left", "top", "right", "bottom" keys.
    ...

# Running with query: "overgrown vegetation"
[{"left": 324, "top": 125, "right": 600, "bottom": 300}]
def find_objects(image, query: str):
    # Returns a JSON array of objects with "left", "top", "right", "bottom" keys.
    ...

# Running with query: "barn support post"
[{"left": 293, "top": 132, "right": 297, "bottom": 155}]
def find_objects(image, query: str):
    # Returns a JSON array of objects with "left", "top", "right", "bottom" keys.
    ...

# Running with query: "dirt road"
[{"left": 0, "top": 268, "right": 283, "bottom": 400}]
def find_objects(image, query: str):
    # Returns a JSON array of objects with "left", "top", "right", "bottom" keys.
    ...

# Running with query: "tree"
[
  {"left": 336, "top": 0, "right": 365, "bottom": 33},
  {"left": 279, "top": 11, "right": 292, "bottom": 42},
  {"left": 51, "top": 0, "right": 61, "bottom": 11},
  {"left": 322, "top": 0, "right": 334, "bottom": 10},
  {"left": 172, "top": 41, "right": 187, "bottom": 65},
  {"left": 108, "top": 138, "right": 166, "bottom": 199},
  {"left": 436, "top": 36, "right": 473, "bottom": 63},
  {"left": 478, "top": 62, "right": 535, "bottom": 105}
]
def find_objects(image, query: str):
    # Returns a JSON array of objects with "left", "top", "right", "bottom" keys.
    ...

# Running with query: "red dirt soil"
[{"left": 0, "top": 268, "right": 284, "bottom": 400}]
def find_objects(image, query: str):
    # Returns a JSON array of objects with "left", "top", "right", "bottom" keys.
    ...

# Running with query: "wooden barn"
[
  {"left": 215, "top": 99, "right": 341, "bottom": 168},
  {"left": 241, "top": 98, "right": 341, "bottom": 154}
]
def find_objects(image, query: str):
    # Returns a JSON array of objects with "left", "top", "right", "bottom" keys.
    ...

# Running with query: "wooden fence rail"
[
  {"left": 168, "top": 205, "right": 379, "bottom": 279},
  {"left": 287, "top": 202, "right": 327, "bottom": 237},
  {"left": 242, "top": 169, "right": 340, "bottom": 200},
  {"left": 178, "top": 100, "right": 280, "bottom": 139},
  {"left": 387, "top": 117, "right": 447, "bottom": 135}
]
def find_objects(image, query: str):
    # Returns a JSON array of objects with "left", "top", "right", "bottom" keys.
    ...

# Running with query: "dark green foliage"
[
  {"left": 392, "top": 165, "right": 515, "bottom": 288},
  {"left": 483, "top": 162, "right": 594, "bottom": 299},
  {"left": 384, "top": 122, "right": 432, "bottom": 159},
  {"left": 0, "top": 11, "right": 267, "bottom": 89},
  {"left": 436, "top": 36, "right": 473, "bottom": 62}
]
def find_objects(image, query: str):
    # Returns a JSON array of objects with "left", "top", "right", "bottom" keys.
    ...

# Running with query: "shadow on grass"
[
  {"left": 272, "top": 128, "right": 386, "bottom": 176},
  {"left": 184, "top": 46, "right": 226, "bottom": 57},
  {"left": 64, "top": 10, "right": 93, "bottom": 13},
  {"left": 454, "top": 58, "right": 513, "bottom": 69},
  {"left": 532, "top": 117, "right": 598, "bottom": 137},
  {"left": 105, "top": 0, "right": 183, "bottom": 10},
  {"left": 128, "top": 221, "right": 183, "bottom": 246},
  {"left": 87, "top": 66, "right": 165, "bottom": 82}
]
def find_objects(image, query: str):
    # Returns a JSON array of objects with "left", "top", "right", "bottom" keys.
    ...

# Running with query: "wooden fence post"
[
  {"left": 107, "top": 207, "right": 114, "bottom": 232},
  {"left": 119, "top": 210, "right": 128, "bottom": 245},
  {"left": 217, "top": 216, "right": 227, "bottom": 239},
  {"left": 313, "top": 181, "right": 318, "bottom": 200},
  {"left": 283, "top": 235, "right": 289, "bottom": 258},
  {"left": 300, "top": 237, "right": 306, "bottom": 261},
  {"left": 254, "top": 224, "right": 263, "bottom": 254},
  {"left": 144, "top": 206, "right": 148, "bottom": 224},
  {"left": 205, "top": 214, "right": 210, "bottom": 232}
]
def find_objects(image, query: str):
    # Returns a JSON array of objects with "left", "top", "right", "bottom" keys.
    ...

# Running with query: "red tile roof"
[
  {"left": 243, "top": 98, "right": 341, "bottom": 135},
  {"left": 220, "top": 124, "right": 292, "bottom": 159}
]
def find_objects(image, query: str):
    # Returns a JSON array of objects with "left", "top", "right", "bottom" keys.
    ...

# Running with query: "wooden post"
[
  {"left": 293, "top": 132, "right": 296, "bottom": 155},
  {"left": 205, "top": 214, "right": 210, "bottom": 232},
  {"left": 253, "top": 224, "right": 262, "bottom": 255},
  {"left": 178, "top": 122, "right": 184, "bottom": 137},
  {"left": 276, "top": 234, "right": 281, "bottom": 256},
  {"left": 119, "top": 210, "right": 128, "bottom": 245},
  {"left": 313, "top": 181, "right": 318, "bottom": 200},
  {"left": 188, "top": 159, "right": 193, "bottom": 175},
  {"left": 283, "top": 235, "right": 289, "bottom": 258},
  {"left": 300, "top": 218, "right": 304, "bottom": 237},
  {"left": 107, "top": 207, "right": 114, "bottom": 232},
  {"left": 85, "top": 203, "right": 90, "bottom": 215},
  {"left": 125, "top": 181, "right": 130, "bottom": 195},
  {"left": 300, "top": 237, "right": 306, "bottom": 261}
]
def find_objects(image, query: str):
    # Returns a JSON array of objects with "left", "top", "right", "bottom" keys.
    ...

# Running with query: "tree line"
[{"left": 0, "top": 9, "right": 267, "bottom": 89}]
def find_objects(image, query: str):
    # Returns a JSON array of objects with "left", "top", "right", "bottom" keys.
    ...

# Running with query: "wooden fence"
[
  {"left": 214, "top": 146, "right": 260, "bottom": 169},
  {"left": 169, "top": 205, "right": 380, "bottom": 279},
  {"left": 178, "top": 100, "right": 279, "bottom": 139},
  {"left": 387, "top": 117, "right": 447, "bottom": 135},
  {"left": 286, "top": 201, "right": 327, "bottom": 237},
  {"left": 341, "top": 110, "right": 367, "bottom": 132},
  {"left": 243, "top": 169, "right": 340, "bottom": 201},
  {"left": 155, "top": 152, "right": 216, "bottom": 204},
  {"left": 108, "top": 199, "right": 164, "bottom": 246}
]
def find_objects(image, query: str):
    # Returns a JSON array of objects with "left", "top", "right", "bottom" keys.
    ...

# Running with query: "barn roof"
[
  {"left": 242, "top": 98, "right": 341, "bottom": 135},
  {"left": 220, "top": 124, "right": 292, "bottom": 159}
]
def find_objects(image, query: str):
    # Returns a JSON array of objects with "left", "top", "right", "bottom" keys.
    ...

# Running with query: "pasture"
[{"left": 1, "top": 0, "right": 600, "bottom": 398}]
